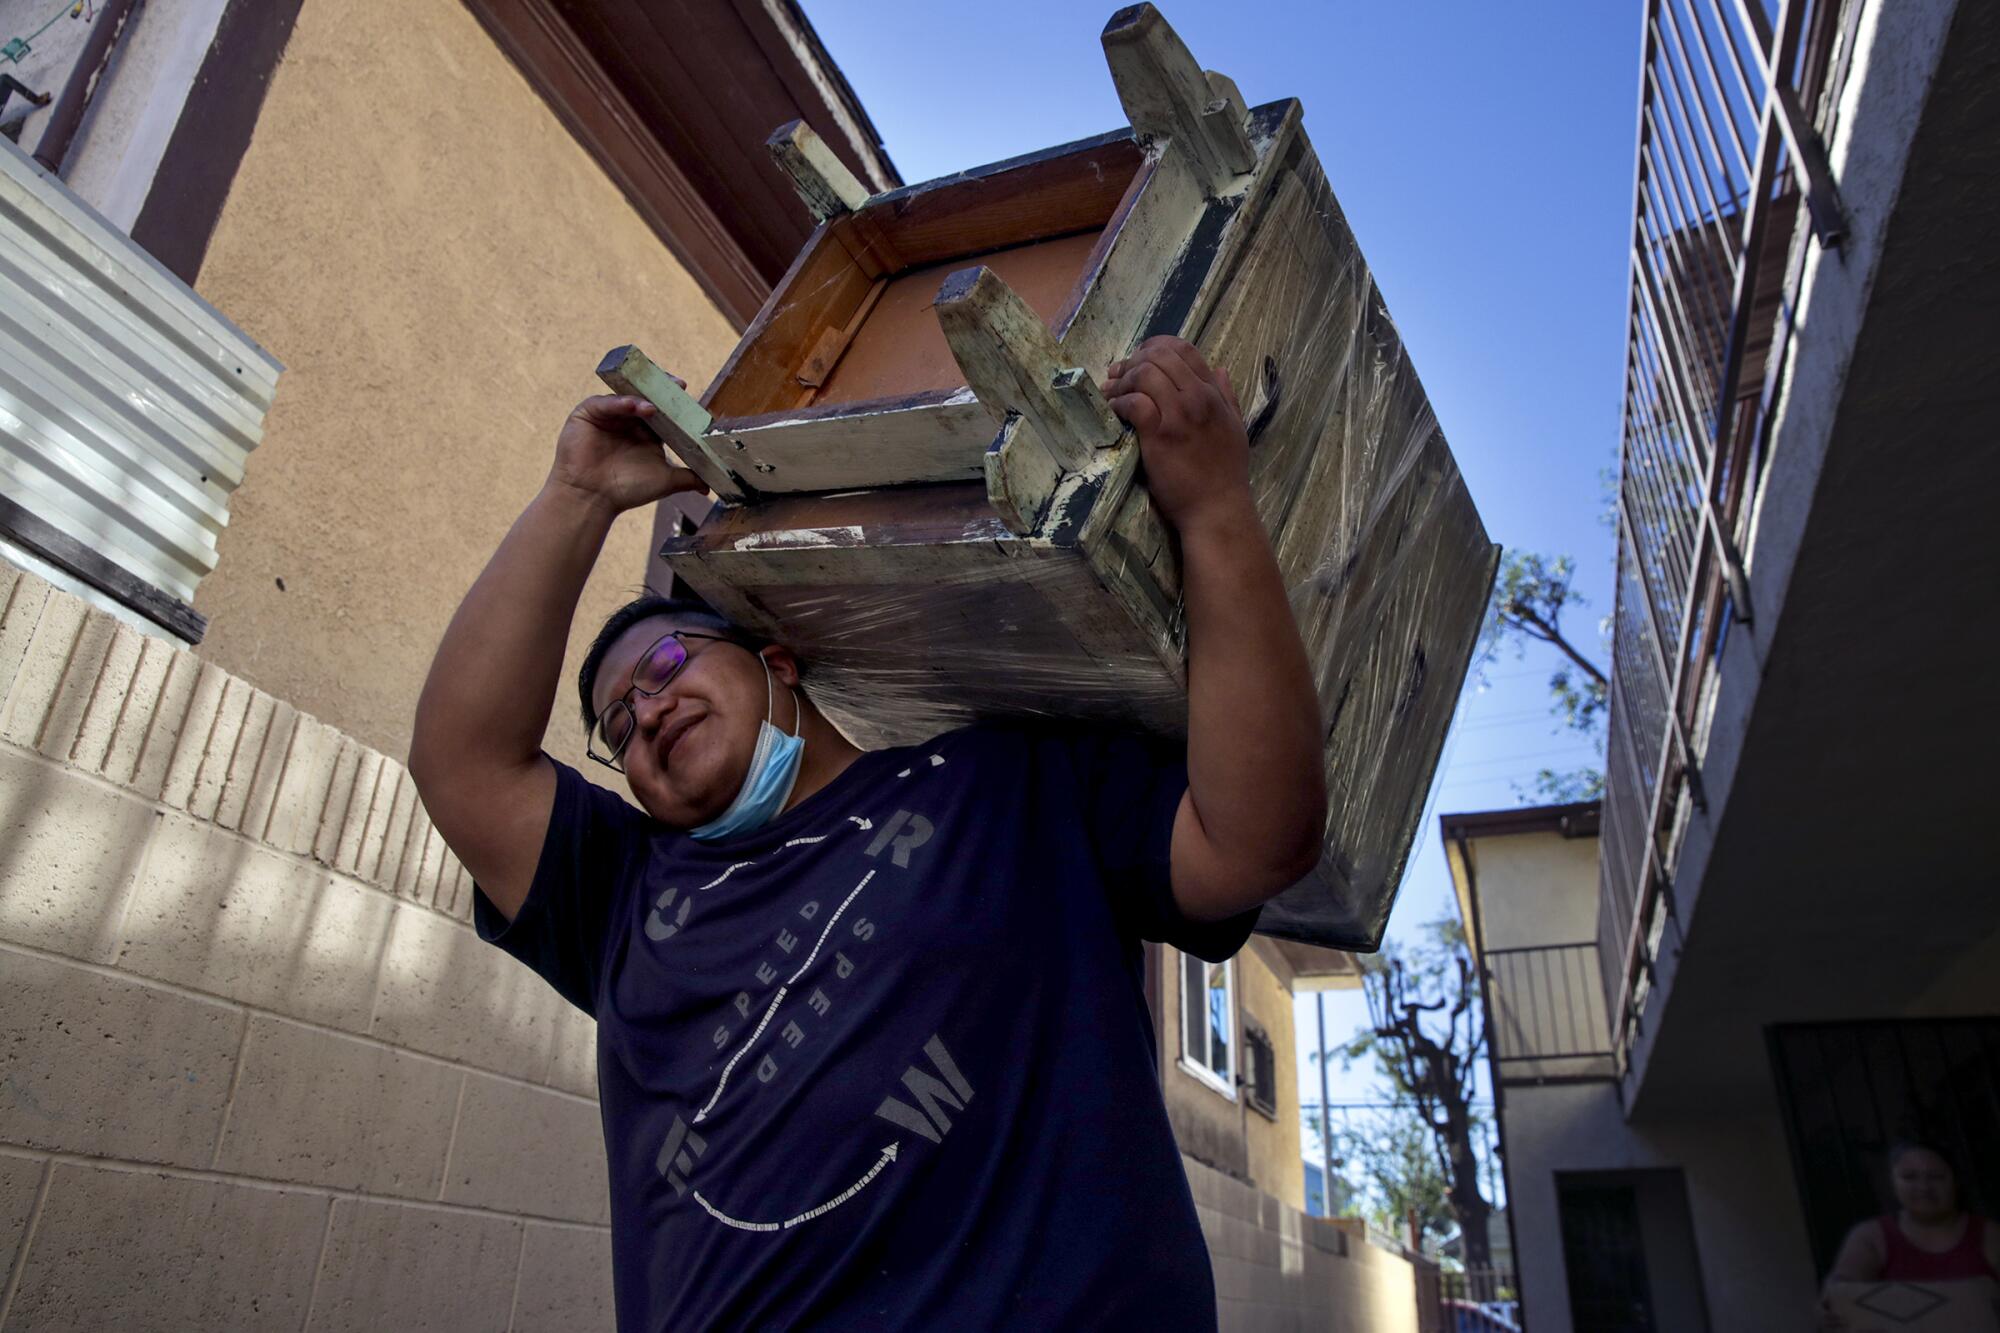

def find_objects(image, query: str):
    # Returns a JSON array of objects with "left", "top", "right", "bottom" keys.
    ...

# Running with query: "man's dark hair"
[{"left": 577, "top": 594, "right": 749, "bottom": 735}]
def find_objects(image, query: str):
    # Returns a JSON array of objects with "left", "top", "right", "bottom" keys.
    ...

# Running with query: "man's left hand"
[{"left": 1104, "top": 336, "right": 1251, "bottom": 535}]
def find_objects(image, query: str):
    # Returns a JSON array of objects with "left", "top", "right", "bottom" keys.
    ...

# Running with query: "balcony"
[
  {"left": 1485, "top": 942, "right": 1616, "bottom": 1085},
  {"left": 1598, "top": 0, "right": 1849, "bottom": 1063}
]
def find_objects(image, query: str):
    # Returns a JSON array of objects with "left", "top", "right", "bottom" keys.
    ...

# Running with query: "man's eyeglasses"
[{"left": 587, "top": 631, "right": 735, "bottom": 772}]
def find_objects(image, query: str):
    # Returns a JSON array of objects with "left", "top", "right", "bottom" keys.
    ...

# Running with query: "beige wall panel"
[
  {"left": 212, "top": 1015, "right": 463, "bottom": 1200},
  {"left": 6, "top": 1163, "right": 327, "bottom": 1330},
  {"left": 0, "top": 948, "right": 242, "bottom": 1166},
  {"left": 0, "top": 745, "right": 158, "bottom": 963},
  {"left": 546, "top": 999, "right": 601, "bottom": 1099},
  {"left": 1163, "top": 947, "right": 1307, "bottom": 1211},
  {"left": 512, "top": 1222, "right": 616, "bottom": 1333},
  {"left": 443, "top": 1071, "right": 609, "bottom": 1225},
  {"left": 1185, "top": 1154, "right": 1424, "bottom": 1332},
  {"left": 1238, "top": 947, "right": 1305, "bottom": 1211},
  {"left": 188, "top": 0, "right": 740, "bottom": 770},
  {"left": 370, "top": 892, "right": 569, "bottom": 1083},
  {"left": 0, "top": 1151, "right": 45, "bottom": 1290},
  {"left": 306, "top": 1197, "right": 521, "bottom": 1333},
  {"left": 1472, "top": 831, "right": 1601, "bottom": 951},
  {"left": 116, "top": 813, "right": 394, "bottom": 1033},
  {"left": 0, "top": 579, "right": 634, "bottom": 1322}
]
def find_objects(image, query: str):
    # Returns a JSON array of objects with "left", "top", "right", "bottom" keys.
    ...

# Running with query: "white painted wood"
[
  {"left": 595, "top": 343, "right": 746, "bottom": 502},
  {"left": 767, "top": 119, "right": 871, "bottom": 221},
  {"left": 715, "top": 392, "right": 993, "bottom": 494},
  {"left": 1100, "top": 4, "right": 1254, "bottom": 198},
  {"left": 1203, "top": 70, "right": 1248, "bottom": 131},
  {"left": 1057, "top": 147, "right": 1205, "bottom": 369},
  {"left": 982, "top": 414, "right": 1064, "bottom": 534},
  {"left": 936, "top": 264, "right": 1130, "bottom": 536},
  {"left": 934, "top": 263, "right": 1115, "bottom": 462}
]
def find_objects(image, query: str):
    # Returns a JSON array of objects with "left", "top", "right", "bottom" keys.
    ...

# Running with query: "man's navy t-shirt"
[{"left": 475, "top": 724, "right": 1256, "bottom": 1330}]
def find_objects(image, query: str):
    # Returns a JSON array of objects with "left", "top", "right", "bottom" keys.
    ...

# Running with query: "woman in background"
[{"left": 1829, "top": 1138, "right": 2000, "bottom": 1281}]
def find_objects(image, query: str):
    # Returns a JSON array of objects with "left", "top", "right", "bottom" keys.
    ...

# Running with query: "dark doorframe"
[
  {"left": 1555, "top": 1167, "right": 1711, "bottom": 1333},
  {"left": 1558, "top": 1178, "right": 1655, "bottom": 1332}
]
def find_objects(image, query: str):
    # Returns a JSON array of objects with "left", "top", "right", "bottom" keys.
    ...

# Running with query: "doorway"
[{"left": 1556, "top": 1169, "right": 1710, "bottom": 1333}]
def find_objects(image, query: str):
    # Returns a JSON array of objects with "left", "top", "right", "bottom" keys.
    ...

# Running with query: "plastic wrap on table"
[{"left": 659, "top": 116, "right": 1495, "bottom": 952}]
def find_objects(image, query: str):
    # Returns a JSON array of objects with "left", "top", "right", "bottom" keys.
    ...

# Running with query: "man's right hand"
[
  {"left": 413, "top": 383, "right": 707, "bottom": 919},
  {"left": 548, "top": 392, "right": 708, "bottom": 515}
]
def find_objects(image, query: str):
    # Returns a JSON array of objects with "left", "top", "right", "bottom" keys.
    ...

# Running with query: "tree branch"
[{"left": 1504, "top": 603, "right": 1608, "bottom": 686}]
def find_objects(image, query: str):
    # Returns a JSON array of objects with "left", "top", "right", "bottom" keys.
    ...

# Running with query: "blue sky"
[{"left": 800, "top": 1, "right": 1639, "bottom": 1178}]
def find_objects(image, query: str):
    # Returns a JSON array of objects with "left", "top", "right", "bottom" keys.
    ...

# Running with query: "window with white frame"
[{"left": 1179, "top": 951, "right": 1235, "bottom": 1097}]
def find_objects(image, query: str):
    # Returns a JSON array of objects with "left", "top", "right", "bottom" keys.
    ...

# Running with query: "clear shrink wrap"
[{"left": 622, "top": 6, "right": 1497, "bottom": 949}]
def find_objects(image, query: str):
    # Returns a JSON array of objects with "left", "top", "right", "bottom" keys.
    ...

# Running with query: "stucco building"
[
  {"left": 1449, "top": 0, "right": 2000, "bottom": 1327},
  {"left": 1153, "top": 934, "right": 1443, "bottom": 1327}
]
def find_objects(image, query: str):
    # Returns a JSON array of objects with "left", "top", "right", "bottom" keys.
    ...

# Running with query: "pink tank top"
[{"left": 1880, "top": 1214, "right": 1998, "bottom": 1281}]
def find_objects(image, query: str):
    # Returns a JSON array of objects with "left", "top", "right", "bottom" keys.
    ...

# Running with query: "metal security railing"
[
  {"left": 1485, "top": 943, "right": 1614, "bottom": 1080},
  {"left": 1600, "top": 0, "right": 1849, "bottom": 1058},
  {"left": 1441, "top": 1267, "right": 1519, "bottom": 1311}
]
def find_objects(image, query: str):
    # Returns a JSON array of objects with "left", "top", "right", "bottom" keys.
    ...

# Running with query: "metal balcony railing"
[
  {"left": 1600, "top": 0, "right": 1850, "bottom": 1062},
  {"left": 1484, "top": 943, "right": 1614, "bottom": 1081}
]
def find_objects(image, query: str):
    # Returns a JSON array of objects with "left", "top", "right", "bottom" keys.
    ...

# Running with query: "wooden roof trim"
[
  {"left": 1437, "top": 801, "right": 1602, "bottom": 845},
  {"left": 461, "top": 0, "right": 774, "bottom": 327},
  {"left": 737, "top": 0, "right": 899, "bottom": 193}
]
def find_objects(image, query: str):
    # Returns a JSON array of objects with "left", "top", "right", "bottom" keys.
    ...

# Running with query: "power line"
[
  {"left": 1443, "top": 746, "right": 1603, "bottom": 772},
  {"left": 1301, "top": 1100, "right": 1496, "bottom": 1112},
  {"left": 1455, "top": 716, "right": 1575, "bottom": 734},
  {"left": 1452, "top": 710, "right": 1575, "bottom": 730}
]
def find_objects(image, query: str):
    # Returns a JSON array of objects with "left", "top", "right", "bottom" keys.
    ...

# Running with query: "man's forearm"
[
  {"left": 1177, "top": 494, "right": 1326, "bottom": 902},
  {"left": 411, "top": 479, "right": 615, "bottom": 781}
]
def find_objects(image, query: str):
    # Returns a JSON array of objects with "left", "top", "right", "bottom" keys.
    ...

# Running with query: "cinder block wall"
[
  {"left": 0, "top": 569, "right": 610, "bottom": 1331},
  {"left": 1185, "top": 1156, "right": 1432, "bottom": 1333},
  {"left": 0, "top": 565, "right": 1430, "bottom": 1329}
]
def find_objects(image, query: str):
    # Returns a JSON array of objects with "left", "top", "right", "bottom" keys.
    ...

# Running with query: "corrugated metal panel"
[{"left": 0, "top": 135, "right": 280, "bottom": 624}]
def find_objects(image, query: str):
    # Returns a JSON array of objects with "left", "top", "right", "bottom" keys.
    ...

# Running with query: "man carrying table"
[{"left": 410, "top": 335, "right": 1326, "bottom": 1329}]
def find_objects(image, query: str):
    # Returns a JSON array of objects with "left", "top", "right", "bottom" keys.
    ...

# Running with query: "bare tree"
[{"left": 1347, "top": 919, "right": 1495, "bottom": 1268}]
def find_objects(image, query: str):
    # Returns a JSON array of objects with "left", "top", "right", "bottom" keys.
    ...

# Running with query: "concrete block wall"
[
  {"left": 1185, "top": 1155, "right": 1431, "bottom": 1333},
  {"left": 0, "top": 569, "right": 611, "bottom": 1330}
]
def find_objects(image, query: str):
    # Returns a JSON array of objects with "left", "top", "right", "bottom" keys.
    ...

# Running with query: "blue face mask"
[{"left": 689, "top": 658, "right": 805, "bottom": 842}]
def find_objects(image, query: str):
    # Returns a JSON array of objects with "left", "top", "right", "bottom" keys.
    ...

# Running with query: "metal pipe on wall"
[
  {"left": 1315, "top": 992, "right": 1334, "bottom": 1217},
  {"left": 31, "top": 0, "right": 140, "bottom": 175}
]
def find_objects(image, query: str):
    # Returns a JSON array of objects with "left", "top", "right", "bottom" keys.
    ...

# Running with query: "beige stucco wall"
[
  {"left": 1241, "top": 941, "right": 1305, "bottom": 1212},
  {"left": 187, "top": 0, "right": 740, "bottom": 769},
  {"left": 1162, "top": 944, "right": 1307, "bottom": 1213},
  {"left": 1461, "top": 827, "right": 1614, "bottom": 1083},
  {"left": 1187, "top": 1154, "right": 1427, "bottom": 1333},
  {"left": 1465, "top": 829, "right": 1600, "bottom": 952},
  {"left": 1502, "top": 1079, "right": 1814, "bottom": 1333},
  {"left": 0, "top": 569, "right": 611, "bottom": 1329}
]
